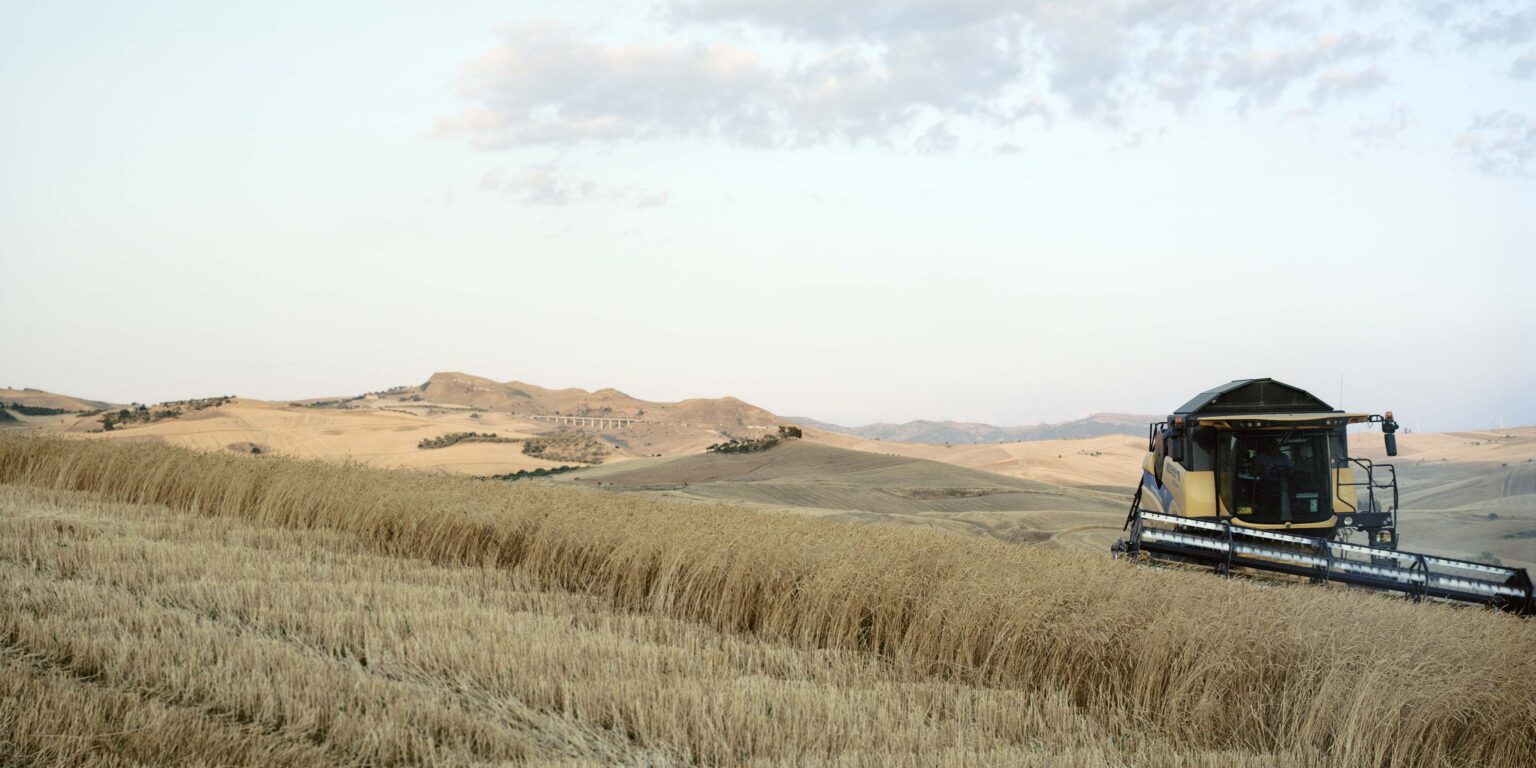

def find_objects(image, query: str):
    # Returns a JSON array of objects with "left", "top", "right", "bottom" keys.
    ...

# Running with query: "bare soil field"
[
  {"left": 570, "top": 441, "right": 1130, "bottom": 550},
  {"left": 2, "top": 435, "right": 1532, "bottom": 767},
  {"left": 803, "top": 429, "right": 1149, "bottom": 489}
]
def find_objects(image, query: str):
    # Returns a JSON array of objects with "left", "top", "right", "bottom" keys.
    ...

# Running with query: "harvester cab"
[{"left": 1115, "top": 379, "right": 1534, "bottom": 614}]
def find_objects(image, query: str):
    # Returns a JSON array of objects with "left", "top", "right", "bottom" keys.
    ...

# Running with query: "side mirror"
[
  {"left": 1382, "top": 410, "right": 1399, "bottom": 457},
  {"left": 1384, "top": 433, "right": 1397, "bottom": 457}
]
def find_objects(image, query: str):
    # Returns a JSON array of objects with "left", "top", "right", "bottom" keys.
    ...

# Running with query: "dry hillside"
[
  {"left": 793, "top": 412, "right": 1155, "bottom": 444},
  {"left": 0, "top": 387, "right": 115, "bottom": 412},
  {"left": 416, "top": 372, "right": 782, "bottom": 454},
  {"left": 1, "top": 435, "right": 1532, "bottom": 767},
  {"left": 36, "top": 399, "right": 583, "bottom": 475},
  {"left": 803, "top": 428, "right": 1147, "bottom": 489},
  {"left": 1350, "top": 427, "right": 1536, "bottom": 569},
  {"left": 570, "top": 441, "right": 1128, "bottom": 550}
]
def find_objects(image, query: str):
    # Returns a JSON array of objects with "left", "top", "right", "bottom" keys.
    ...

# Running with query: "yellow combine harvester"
[{"left": 1114, "top": 378, "right": 1534, "bottom": 614}]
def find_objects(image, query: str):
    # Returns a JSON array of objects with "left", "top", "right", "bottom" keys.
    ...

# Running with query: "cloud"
[
  {"left": 914, "top": 122, "right": 958, "bottom": 154},
  {"left": 443, "top": 4, "right": 1397, "bottom": 151},
  {"left": 1309, "top": 66, "right": 1388, "bottom": 105},
  {"left": 1218, "top": 33, "right": 1390, "bottom": 110},
  {"left": 1513, "top": 50, "right": 1536, "bottom": 79},
  {"left": 635, "top": 190, "right": 672, "bottom": 208},
  {"left": 1351, "top": 103, "right": 1413, "bottom": 142},
  {"left": 1456, "top": 111, "right": 1536, "bottom": 177},
  {"left": 1456, "top": 6, "right": 1536, "bottom": 48},
  {"left": 668, "top": 1, "right": 1389, "bottom": 119},
  {"left": 1410, "top": 2, "right": 1536, "bottom": 82},
  {"left": 438, "top": 17, "right": 1041, "bottom": 150},
  {"left": 480, "top": 164, "right": 669, "bottom": 207},
  {"left": 438, "top": 22, "right": 779, "bottom": 149}
]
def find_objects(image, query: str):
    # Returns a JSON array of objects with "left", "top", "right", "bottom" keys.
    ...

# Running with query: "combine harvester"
[{"left": 1114, "top": 379, "right": 1534, "bottom": 614}]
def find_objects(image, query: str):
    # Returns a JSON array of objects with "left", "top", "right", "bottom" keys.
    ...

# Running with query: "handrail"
[{"left": 1335, "top": 456, "right": 1398, "bottom": 518}]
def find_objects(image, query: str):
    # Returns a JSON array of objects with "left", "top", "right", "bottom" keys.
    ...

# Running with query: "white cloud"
[
  {"left": 1351, "top": 103, "right": 1412, "bottom": 143},
  {"left": 443, "top": 3, "right": 1399, "bottom": 151},
  {"left": 438, "top": 22, "right": 781, "bottom": 149},
  {"left": 914, "top": 122, "right": 958, "bottom": 154},
  {"left": 480, "top": 164, "right": 669, "bottom": 207},
  {"left": 635, "top": 190, "right": 672, "bottom": 208},
  {"left": 1456, "top": 111, "right": 1536, "bottom": 177},
  {"left": 1512, "top": 50, "right": 1536, "bottom": 79},
  {"left": 1456, "top": 6, "right": 1536, "bottom": 48},
  {"left": 1309, "top": 67, "right": 1388, "bottom": 105},
  {"left": 1219, "top": 33, "right": 1390, "bottom": 110}
]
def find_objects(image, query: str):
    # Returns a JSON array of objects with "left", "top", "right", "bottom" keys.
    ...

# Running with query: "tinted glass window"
[
  {"left": 1187, "top": 427, "right": 1216, "bottom": 471},
  {"left": 1220, "top": 431, "right": 1332, "bottom": 524}
]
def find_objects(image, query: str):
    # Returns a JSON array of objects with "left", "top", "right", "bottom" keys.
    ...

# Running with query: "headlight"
[{"left": 1343, "top": 516, "right": 1354, "bottom": 527}]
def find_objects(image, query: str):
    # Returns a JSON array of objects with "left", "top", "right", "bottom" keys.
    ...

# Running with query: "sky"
[{"left": 2, "top": 0, "right": 1533, "bottom": 432}]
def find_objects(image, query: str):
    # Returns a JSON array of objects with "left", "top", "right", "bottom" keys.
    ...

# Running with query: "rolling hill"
[
  {"left": 6, "top": 377, "right": 1533, "bottom": 568},
  {"left": 801, "top": 429, "right": 1148, "bottom": 490},
  {"left": 70, "top": 398, "right": 586, "bottom": 475},
  {"left": 567, "top": 440, "right": 1129, "bottom": 550},
  {"left": 791, "top": 412, "right": 1156, "bottom": 444},
  {"left": 411, "top": 372, "right": 785, "bottom": 455},
  {"left": 0, "top": 373, "right": 800, "bottom": 474},
  {"left": 0, "top": 387, "right": 115, "bottom": 412}
]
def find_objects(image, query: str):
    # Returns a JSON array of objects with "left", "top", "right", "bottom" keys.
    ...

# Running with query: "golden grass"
[
  {"left": 0, "top": 485, "right": 1280, "bottom": 766},
  {"left": 2, "top": 435, "right": 1533, "bottom": 766}
]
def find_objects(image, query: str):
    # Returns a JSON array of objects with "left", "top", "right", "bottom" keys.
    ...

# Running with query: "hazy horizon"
[
  {"left": 4, "top": 1, "right": 1533, "bottom": 433},
  {"left": 3, "top": 368, "right": 1525, "bottom": 436}
]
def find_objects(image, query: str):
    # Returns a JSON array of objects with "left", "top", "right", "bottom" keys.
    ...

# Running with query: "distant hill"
[
  {"left": 787, "top": 413, "right": 1157, "bottom": 444},
  {"left": 408, "top": 372, "right": 784, "bottom": 456},
  {"left": 0, "top": 387, "right": 116, "bottom": 412},
  {"left": 418, "top": 372, "right": 778, "bottom": 424}
]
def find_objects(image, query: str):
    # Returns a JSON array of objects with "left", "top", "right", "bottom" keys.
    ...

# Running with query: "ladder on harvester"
[{"left": 1115, "top": 505, "right": 1535, "bottom": 615}]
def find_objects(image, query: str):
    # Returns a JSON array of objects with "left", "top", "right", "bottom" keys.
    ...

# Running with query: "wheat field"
[{"left": 1, "top": 435, "right": 1533, "bottom": 766}]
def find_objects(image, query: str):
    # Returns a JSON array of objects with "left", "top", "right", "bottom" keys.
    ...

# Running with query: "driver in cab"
[{"left": 1253, "top": 439, "right": 1293, "bottom": 513}]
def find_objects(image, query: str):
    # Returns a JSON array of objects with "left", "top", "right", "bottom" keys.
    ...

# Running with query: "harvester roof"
[{"left": 1174, "top": 378, "right": 1336, "bottom": 417}]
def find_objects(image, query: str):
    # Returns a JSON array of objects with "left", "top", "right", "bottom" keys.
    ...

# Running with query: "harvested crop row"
[{"left": 2, "top": 435, "right": 1532, "bottom": 767}]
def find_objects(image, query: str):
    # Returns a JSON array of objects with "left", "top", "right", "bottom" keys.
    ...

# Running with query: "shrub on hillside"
[
  {"left": 418, "top": 432, "right": 522, "bottom": 450},
  {"left": 523, "top": 432, "right": 610, "bottom": 464},
  {"left": 101, "top": 396, "right": 233, "bottom": 431},
  {"left": 707, "top": 436, "right": 780, "bottom": 454},
  {"left": 486, "top": 465, "right": 582, "bottom": 481},
  {"left": 300, "top": 396, "right": 363, "bottom": 409},
  {"left": 4, "top": 402, "right": 77, "bottom": 416}
]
